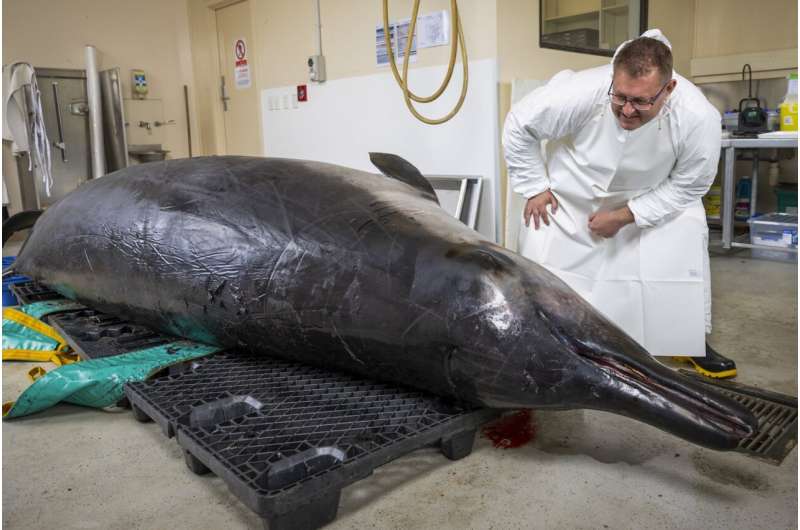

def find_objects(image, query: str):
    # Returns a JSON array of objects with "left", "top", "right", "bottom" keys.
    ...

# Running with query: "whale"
[{"left": 11, "top": 154, "right": 757, "bottom": 450}]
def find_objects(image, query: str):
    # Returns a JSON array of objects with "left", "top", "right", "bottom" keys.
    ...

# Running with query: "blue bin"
[{"left": 2, "top": 256, "right": 30, "bottom": 306}]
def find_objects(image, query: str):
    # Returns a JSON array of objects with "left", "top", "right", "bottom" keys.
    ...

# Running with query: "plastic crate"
[
  {"left": 748, "top": 212, "right": 798, "bottom": 261},
  {"left": 2, "top": 257, "right": 30, "bottom": 306}
]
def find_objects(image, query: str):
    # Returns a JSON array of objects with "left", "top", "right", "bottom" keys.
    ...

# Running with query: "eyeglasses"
[{"left": 608, "top": 80, "right": 670, "bottom": 111}]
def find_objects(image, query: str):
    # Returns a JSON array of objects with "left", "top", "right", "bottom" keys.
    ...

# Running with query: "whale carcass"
[{"left": 12, "top": 154, "right": 757, "bottom": 450}]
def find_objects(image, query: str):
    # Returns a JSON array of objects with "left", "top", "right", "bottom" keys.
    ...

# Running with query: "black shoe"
[{"left": 679, "top": 343, "right": 737, "bottom": 379}]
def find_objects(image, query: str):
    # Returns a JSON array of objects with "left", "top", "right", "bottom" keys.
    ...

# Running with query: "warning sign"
[{"left": 234, "top": 38, "right": 251, "bottom": 89}]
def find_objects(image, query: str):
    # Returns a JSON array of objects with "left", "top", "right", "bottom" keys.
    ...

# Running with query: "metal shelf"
[
  {"left": 720, "top": 136, "right": 798, "bottom": 253},
  {"left": 707, "top": 218, "right": 749, "bottom": 228},
  {"left": 720, "top": 137, "right": 798, "bottom": 149},
  {"left": 543, "top": 10, "right": 599, "bottom": 22}
]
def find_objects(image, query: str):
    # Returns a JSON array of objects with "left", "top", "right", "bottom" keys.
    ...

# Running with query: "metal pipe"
[
  {"left": 99, "top": 67, "right": 129, "bottom": 171},
  {"left": 51, "top": 82, "right": 67, "bottom": 162},
  {"left": 85, "top": 45, "right": 106, "bottom": 178},
  {"left": 313, "top": 0, "right": 323, "bottom": 56},
  {"left": 721, "top": 146, "right": 735, "bottom": 249},
  {"left": 750, "top": 152, "right": 759, "bottom": 218},
  {"left": 184, "top": 85, "right": 192, "bottom": 157}
]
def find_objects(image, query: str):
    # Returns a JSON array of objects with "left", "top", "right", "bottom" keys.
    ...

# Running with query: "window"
[{"left": 540, "top": 0, "right": 648, "bottom": 56}]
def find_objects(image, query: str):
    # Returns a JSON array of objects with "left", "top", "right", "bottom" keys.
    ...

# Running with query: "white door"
[{"left": 216, "top": 1, "right": 262, "bottom": 155}]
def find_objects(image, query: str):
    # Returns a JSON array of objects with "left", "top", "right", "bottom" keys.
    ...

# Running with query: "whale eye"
[{"left": 445, "top": 245, "right": 514, "bottom": 275}]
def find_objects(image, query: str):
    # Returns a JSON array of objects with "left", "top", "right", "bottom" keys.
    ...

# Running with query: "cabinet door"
[{"left": 694, "top": 0, "right": 797, "bottom": 59}]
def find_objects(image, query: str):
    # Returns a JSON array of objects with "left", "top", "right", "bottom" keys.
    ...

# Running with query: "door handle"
[
  {"left": 220, "top": 76, "right": 230, "bottom": 112},
  {"left": 51, "top": 82, "right": 68, "bottom": 162}
]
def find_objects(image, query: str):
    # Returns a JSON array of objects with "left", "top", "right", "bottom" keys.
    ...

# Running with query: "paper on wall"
[
  {"left": 376, "top": 19, "right": 417, "bottom": 67},
  {"left": 416, "top": 10, "right": 449, "bottom": 49}
]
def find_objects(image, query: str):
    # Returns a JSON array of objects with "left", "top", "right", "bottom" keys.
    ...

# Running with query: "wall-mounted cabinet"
[
  {"left": 540, "top": 0, "right": 647, "bottom": 56},
  {"left": 690, "top": 0, "right": 797, "bottom": 83}
]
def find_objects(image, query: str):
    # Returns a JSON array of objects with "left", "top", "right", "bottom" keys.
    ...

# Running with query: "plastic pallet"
[
  {"left": 9, "top": 281, "right": 63, "bottom": 304},
  {"left": 680, "top": 370, "right": 798, "bottom": 465},
  {"left": 17, "top": 283, "right": 498, "bottom": 529},
  {"left": 49, "top": 309, "right": 175, "bottom": 360},
  {"left": 125, "top": 352, "right": 497, "bottom": 530},
  {"left": 10, "top": 281, "right": 174, "bottom": 361}
]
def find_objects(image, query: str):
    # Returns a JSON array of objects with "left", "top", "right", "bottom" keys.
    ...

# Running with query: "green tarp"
[
  {"left": 4, "top": 341, "right": 220, "bottom": 419},
  {"left": 3, "top": 301, "right": 221, "bottom": 419}
]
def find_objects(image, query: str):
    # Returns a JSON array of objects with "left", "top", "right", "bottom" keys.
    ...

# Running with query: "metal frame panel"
[{"left": 426, "top": 175, "right": 483, "bottom": 230}]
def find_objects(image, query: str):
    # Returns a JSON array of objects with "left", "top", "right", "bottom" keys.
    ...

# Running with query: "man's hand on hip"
[
  {"left": 588, "top": 206, "right": 635, "bottom": 238},
  {"left": 524, "top": 190, "right": 559, "bottom": 230}
]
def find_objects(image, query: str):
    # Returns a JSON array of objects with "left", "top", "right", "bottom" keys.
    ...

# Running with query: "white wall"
[{"left": 262, "top": 59, "right": 500, "bottom": 241}]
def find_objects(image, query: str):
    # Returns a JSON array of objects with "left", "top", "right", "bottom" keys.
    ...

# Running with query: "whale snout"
[{"left": 575, "top": 348, "right": 757, "bottom": 450}]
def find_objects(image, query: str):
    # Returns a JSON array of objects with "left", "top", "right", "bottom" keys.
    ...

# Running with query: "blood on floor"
[{"left": 481, "top": 409, "right": 536, "bottom": 449}]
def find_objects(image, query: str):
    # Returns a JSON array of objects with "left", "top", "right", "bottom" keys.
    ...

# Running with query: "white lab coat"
[
  {"left": 503, "top": 61, "right": 720, "bottom": 357},
  {"left": 3, "top": 62, "right": 53, "bottom": 197}
]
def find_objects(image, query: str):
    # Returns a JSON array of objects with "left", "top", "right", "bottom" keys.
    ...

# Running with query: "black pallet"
[
  {"left": 20, "top": 280, "right": 497, "bottom": 529},
  {"left": 10, "top": 281, "right": 175, "bottom": 360},
  {"left": 126, "top": 353, "right": 497, "bottom": 530},
  {"left": 680, "top": 370, "right": 798, "bottom": 465},
  {"left": 49, "top": 309, "right": 175, "bottom": 360},
  {"left": 10, "top": 281, "right": 63, "bottom": 304}
]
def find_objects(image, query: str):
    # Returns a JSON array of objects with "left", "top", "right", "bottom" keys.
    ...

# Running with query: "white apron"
[{"left": 518, "top": 104, "right": 708, "bottom": 357}]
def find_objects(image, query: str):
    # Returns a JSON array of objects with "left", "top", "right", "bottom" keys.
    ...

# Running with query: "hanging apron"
[{"left": 518, "top": 104, "right": 708, "bottom": 357}]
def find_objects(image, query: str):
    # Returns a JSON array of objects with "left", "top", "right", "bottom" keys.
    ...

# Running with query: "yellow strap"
[
  {"left": 2, "top": 402, "right": 14, "bottom": 417},
  {"left": 2, "top": 348, "right": 61, "bottom": 363},
  {"left": 3, "top": 308, "right": 68, "bottom": 351},
  {"left": 28, "top": 366, "right": 46, "bottom": 382},
  {"left": 3, "top": 349, "right": 79, "bottom": 366},
  {"left": 53, "top": 352, "right": 79, "bottom": 365}
]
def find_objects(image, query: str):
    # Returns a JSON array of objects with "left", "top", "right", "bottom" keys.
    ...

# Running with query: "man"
[{"left": 502, "top": 30, "right": 736, "bottom": 378}]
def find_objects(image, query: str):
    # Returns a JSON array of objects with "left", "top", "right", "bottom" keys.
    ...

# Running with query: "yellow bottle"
[{"left": 779, "top": 73, "right": 798, "bottom": 131}]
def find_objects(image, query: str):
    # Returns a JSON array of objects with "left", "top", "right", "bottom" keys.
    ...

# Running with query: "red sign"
[
  {"left": 234, "top": 39, "right": 247, "bottom": 67},
  {"left": 297, "top": 84, "right": 307, "bottom": 102}
]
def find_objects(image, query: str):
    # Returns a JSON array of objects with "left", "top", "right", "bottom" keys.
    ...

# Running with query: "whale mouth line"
[{"left": 579, "top": 352, "right": 754, "bottom": 439}]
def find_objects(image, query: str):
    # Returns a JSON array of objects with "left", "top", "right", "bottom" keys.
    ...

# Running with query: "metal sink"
[{"left": 128, "top": 144, "right": 169, "bottom": 162}]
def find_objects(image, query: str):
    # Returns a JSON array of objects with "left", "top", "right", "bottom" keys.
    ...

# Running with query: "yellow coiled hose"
[{"left": 382, "top": 0, "right": 468, "bottom": 125}]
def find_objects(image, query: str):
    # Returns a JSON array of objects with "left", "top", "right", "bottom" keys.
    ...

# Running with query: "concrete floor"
[{"left": 2, "top": 246, "right": 797, "bottom": 530}]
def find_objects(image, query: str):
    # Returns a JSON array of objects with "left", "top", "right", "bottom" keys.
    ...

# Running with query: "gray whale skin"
[{"left": 13, "top": 154, "right": 757, "bottom": 450}]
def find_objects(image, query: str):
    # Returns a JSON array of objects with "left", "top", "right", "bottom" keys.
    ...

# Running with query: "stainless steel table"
[{"left": 719, "top": 136, "right": 798, "bottom": 252}]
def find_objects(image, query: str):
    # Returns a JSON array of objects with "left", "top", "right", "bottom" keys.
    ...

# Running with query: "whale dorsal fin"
[{"left": 369, "top": 153, "right": 439, "bottom": 204}]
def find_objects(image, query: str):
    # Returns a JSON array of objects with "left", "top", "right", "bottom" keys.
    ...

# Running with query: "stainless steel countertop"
[{"left": 720, "top": 136, "right": 798, "bottom": 149}]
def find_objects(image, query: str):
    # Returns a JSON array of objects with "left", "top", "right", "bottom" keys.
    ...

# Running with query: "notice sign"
[
  {"left": 376, "top": 20, "right": 417, "bottom": 67},
  {"left": 416, "top": 10, "right": 449, "bottom": 49},
  {"left": 234, "top": 38, "right": 251, "bottom": 89}
]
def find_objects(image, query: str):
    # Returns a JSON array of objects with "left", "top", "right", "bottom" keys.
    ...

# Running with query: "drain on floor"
[{"left": 680, "top": 370, "right": 797, "bottom": 465}]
